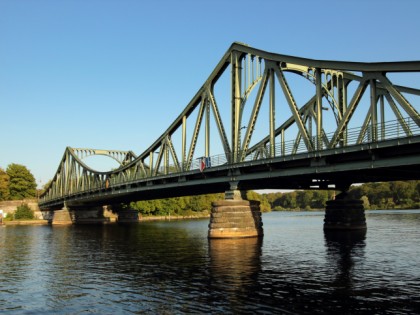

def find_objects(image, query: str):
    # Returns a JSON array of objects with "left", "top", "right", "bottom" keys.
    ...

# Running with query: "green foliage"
[
  {"left": 129, "top": 180, "right": 419, "bottom": 216},
  {"left": 0, "top": 168, "right": 10, "bottom": 201},
  {"left": 14, "top": 203, "right": 35, "bottom": 220},
  {"left": 130, "top": 193, "right": 223, "bottom": 216},
  {"left": 348, "top": 180, "right": 420, "bottom": 209},
  {"left": 6, "top": 164, "right": 37, "bottom": 200},
  {"left": 245, "top": 191, "right": 271, "bottom": 212}
]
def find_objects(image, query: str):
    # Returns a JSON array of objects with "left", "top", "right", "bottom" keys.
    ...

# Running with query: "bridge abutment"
[
  {"left": 208, "top": 189, "right": 264, "bottom": 239},
  {"left": 324, "top": 192, "right": 367, "bottom": 230}
]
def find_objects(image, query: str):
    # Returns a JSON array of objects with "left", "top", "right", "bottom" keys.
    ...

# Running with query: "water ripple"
[{"left": 1, "top": 212, "right": 420, "bottom": 314}]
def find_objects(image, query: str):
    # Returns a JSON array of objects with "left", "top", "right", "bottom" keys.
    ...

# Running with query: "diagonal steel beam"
[
  {"left": 384, "top": 93, "right": 413, "bottom": 136},
  {"left": 208, "top": 86, "right": 231, "bottom": 159},
  {"left": 275, "top": 67, "right": 313, "bottom": 151},
  {"left": 329, "top": 78, "right": 369, "bottom": 148},
  {"left": 186, "top": 99, "right": 206, "bottom": 169},
  {"left": 377, "top": 73, "right": 420, "bottom": 127},
  {"left": 241, "top": 68, "right": 269, "bottom": 160}
]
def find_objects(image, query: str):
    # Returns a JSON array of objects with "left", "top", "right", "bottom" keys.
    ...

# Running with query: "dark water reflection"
[
  {"left": 323, "top": 230, "right": 367, "bottom": 314},
  {"left": 1, "top": 210, "right": 420, "bottom": 314}
]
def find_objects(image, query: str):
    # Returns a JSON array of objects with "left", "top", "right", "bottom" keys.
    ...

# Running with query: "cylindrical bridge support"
[
  {"left": 208, "top": 187, "right": 263, "bottom": 239},
  {"left": 51, "top": 206, "right": 73, "bottom": 225},
  {"left": 51, "top": 205, "right": 109, "bottom": 225},
  {"left": 110, "top": 204, "right": 139, "bottom": 224},
  {"left": 324, "top": 191, "right": 367, "bottom": 230}
]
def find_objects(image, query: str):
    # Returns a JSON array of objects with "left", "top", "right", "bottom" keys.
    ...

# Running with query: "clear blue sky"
[{"left": 1, "top": 0, "right": 419, "bottom": 187}]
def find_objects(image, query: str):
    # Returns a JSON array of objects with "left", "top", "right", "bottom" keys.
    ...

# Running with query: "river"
[{"left": 1, "top": 210, "right": 419, "bottom": 314}]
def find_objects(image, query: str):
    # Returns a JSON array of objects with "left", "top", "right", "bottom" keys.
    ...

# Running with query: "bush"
[{"left": 14, "top": 203, "right": 34, "bottom": 220}]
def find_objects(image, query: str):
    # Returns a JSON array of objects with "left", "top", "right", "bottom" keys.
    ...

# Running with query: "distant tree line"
[
  {"left": 0, "top": 164, "right": 37, "bottom": 201},
  {"left": 347, "top": 181, "right": 420, "bottom": 210},
  {"left": 130, "top": 180, "right": 420, "bottom": 215}
]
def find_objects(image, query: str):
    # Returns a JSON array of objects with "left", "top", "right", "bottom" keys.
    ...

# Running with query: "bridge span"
[{"left": 39, "top": 43, "right": 420, "bottom": 238}]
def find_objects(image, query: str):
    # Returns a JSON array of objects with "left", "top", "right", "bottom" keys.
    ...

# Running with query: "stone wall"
[{"left": 0, "top": 199, "right": 43, "bottom": 219}]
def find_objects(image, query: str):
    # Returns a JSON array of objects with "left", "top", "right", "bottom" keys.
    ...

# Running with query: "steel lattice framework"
[{"left": 39, "top": 43, "right": 420, "bottom": 208}]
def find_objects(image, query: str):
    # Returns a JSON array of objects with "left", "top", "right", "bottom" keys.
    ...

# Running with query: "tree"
[
  {"left": 390, "top": 181, "right": 415, "bottom": 205},
  {"left": 14, "top": 203, "right": 35, "bottom": 220},
  {"left": 296, "top": 190, "right": 313, "bottom": 210},
  {"left": 311, "top": 190, "right": 329, "bottom": 209},
  {"left": 6, "top": 164, "right": 37, "bottom": 200},
  {"left": 0, "top": 167, "right": 10, "bottom": 200}
]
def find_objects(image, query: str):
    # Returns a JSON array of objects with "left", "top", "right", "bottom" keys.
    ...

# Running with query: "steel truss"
[{"left": 40, "top": 43, "right": 420, "bottom": 205}]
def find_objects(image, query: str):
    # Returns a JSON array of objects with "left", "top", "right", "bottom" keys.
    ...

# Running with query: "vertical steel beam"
[
  {"left": 337, "top": 76, "right": 347, "bottom": 146},
  {"left": 182, "top": 115, "right": 186, "bottom": 171},
  {"left": 231, "top": 51, "right": 242, "bottom": 163},
  {"left": 149, "top": 151, "right": 153, "bottom": 176},
  {"left": 315, "top": 68, "right": 323, "bottom": 150},
  {"left": 205, "top": 97, "right": 210, "bottom": 157},
  {"left": 164, "top": 142, "right": 169, "bottom": 174},
  {"left": 380, "top": 94, "right": 385, "bottom": 140},
  {"left": 370, "top": 79, "right": 378, "bottom": 142},
  {"left": 281, "top": 129, "right": 285, "bottom": 156},
  {"left": 269, "top": 68, "right": 275, "bottom": 157}
]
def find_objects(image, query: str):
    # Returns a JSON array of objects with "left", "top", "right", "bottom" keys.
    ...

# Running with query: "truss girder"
[{"left": 40, "top": 43, "right": 420, "bottom": 205}]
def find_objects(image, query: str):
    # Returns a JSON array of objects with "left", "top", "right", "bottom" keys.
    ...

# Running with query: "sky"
[{"left": 1, "top": 0, "right": 420, "bottom": 188}]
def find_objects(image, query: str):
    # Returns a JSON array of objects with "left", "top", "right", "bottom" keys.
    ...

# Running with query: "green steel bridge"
[{"left": 39, "top": 43, "right": 420, "bottom": 211}]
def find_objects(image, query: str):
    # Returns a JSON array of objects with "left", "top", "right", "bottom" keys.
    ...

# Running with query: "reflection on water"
[
  {"left": 1, "top": 211, "right": 420, "bottom": 314},
  {"left": 208, "top": 238, "right": 263, "bottom": 312},
  {"left": 324, "top": 230, "right": 367, "bottom": 313}
]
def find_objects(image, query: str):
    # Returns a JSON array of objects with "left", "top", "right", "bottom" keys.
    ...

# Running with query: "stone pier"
[
  {"left": 208, "top": 189, "right": 263, "bottom": 239},
  {"left": 51, "top": 206, "right": 73, "bottom": 225},
  {"left": 110, "top": 204, "right": 139, "bottom": 223},
  {"left": 51, "top": 205, "right": 109, "bottom": 225},
  {"left": 324, "top": 192, "right": 367, "bottom": 230}
]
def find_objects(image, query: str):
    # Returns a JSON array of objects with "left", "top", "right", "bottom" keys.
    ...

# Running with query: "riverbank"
[
  {"left": 2, "top": 220, "right": 49, "bottom": 226},
  {"left": 1, "top": 213, "right": 210, "bottom": 226},
  {"left": 139, "top": 213, "right": 210, "bottom": 221}
]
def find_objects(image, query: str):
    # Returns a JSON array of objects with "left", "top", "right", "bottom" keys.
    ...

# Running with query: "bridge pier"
[
  {"left": 324, "top": 191, "right": 367, "bottom": 230},
  {"left": 51, "top": 206, "right": 73, "bottom": 225},
  {"left": 51, "top": 205, "right": 109, "bottom": 225},
  {"left": 208, "top": 189, "right": 264, "bottom": 239},
  {"left": 110, "top": 204, "right": 139, "bottom": 223}
]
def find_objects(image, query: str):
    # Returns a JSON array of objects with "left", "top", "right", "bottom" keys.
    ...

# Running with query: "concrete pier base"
[
  {"left": 73, "top": 206, "right": 109, "bottom": 224},
  {"left": 208, "top": 198, "right": 263, "bottom": 239},
  {"left": 324, "top": 194, "right": 366, "bottom": 230},
  {"left": 109, "top": 204, "right": 139, "bottom": 223},
  {"left": 51, "top": 207, "right": 73, "bottom": 225},
  {"left": 51, "top": 206, "right": 109, "bottom": 225},
  {"left": 117, "top": 209, "right": 139, "bottom": 223}
]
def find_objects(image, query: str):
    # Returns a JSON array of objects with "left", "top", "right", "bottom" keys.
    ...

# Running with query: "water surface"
[{"left": 1, "top": 210, "right": 419, "bottom": 314}]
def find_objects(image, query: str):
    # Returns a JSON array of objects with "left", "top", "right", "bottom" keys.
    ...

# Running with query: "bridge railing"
[{"left": 155, "top": 116, "right": 419, "bottom": 174}]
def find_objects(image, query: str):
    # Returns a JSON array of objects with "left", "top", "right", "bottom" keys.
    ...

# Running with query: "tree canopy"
[
  {"left": 0, "top": 168, "right": 10, "bottom": 201},
  {"left": 6, "top": 164, "right": 37, "bottom": 200}
]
